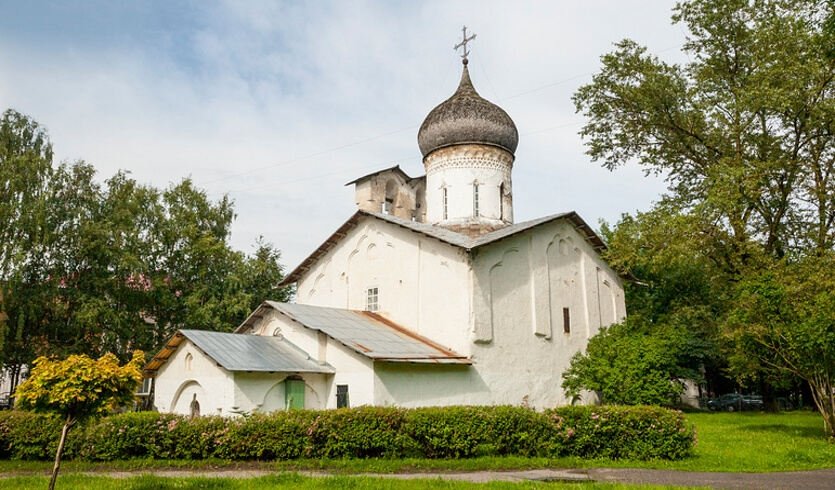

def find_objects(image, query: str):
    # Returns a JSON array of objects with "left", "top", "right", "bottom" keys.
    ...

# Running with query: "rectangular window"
[
  {"left": 336, "top": 384, "right": 349, "bottom": 408},
  {"left": 442, "top": 187, "right": 448, "bottom": 220},
  {"left": 473, "top": 183, "right": 479, "bottom": 217},
  {"left": 366, "top": 287, "right": 379, "bottom": 312},
  {"left": 136, "top": 377, "right": 153, "bottom": 395},
  {"left": 563, "top": 307, "right": 571, "bottom": 334}
]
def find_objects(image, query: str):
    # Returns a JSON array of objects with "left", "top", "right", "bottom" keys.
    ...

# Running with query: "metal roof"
[
  {"left": 237, "top": 302, "right": 470, "bottom": 364},
  {"left": 144, "top": 329, "right": 335, "bottom": 375},
  {"left": 280, "top": 209, "right": 608, "bottom": 286}
]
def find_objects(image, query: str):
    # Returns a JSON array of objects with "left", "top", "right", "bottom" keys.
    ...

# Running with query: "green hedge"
[{"left": 0, "top": 405, "right": 694, "bottom": 462}]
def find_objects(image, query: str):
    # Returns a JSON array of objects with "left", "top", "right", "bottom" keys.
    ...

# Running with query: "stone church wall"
[
  {"left": 249, "top": 310, "right": 377, "bottom": 409},
  {"left": 296, "top": 217, "right": 473, "bottom": 356},
  {"left": 353, "top": 169, "right": 426, "bottom": 222},
  {"left": 469, "top": 220, "right": 625, "bottom": 407},
  {"left": 154, "top": 339, "right": 234, "bottom": 416}
]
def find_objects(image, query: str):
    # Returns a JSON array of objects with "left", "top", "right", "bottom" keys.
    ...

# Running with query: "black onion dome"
[{"left": 418, "top": 64, "right": 518, "bottom": 158}]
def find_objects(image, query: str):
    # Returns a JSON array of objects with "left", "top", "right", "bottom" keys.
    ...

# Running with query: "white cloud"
[{"left": 0, "top": 0, "right": 684, "bottom": 269}]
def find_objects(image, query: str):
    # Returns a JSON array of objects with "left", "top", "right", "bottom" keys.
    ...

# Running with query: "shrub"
[
  {"left": 481, "top": 405, "right": 567, "bottom": 457},
  {"left": 219, "top": 411, "right": 317, "bottom": 460},
  {"left": 402, "top": 406, "right": 494, "bottom": 458},
  {"left": 547, "top": 405, "right": 695, "bottom": 459},
  {"left": 72, "top": 411, "right": 179, "bottom": 460},
  {"left": 307, "top": 406, "right": 413, "bottom": 458},
  {"left": 0, "top": 404, "right": 695, "bottom": 462},
  {"left": 0, "top": 410, "right": 62, "bottom": 460}
]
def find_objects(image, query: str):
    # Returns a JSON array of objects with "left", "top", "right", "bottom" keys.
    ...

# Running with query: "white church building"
[{"left": 145, "top": 48, "right": 626, "bottom": 416}]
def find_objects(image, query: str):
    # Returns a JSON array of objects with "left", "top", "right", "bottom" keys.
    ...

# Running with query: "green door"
[{"left": 285, "top": 379, "right": 305, "bottom": 410}]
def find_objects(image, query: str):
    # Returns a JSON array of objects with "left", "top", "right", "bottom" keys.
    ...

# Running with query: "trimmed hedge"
[{"left": 0, "top": 405, "right": 694, "bottom": 462}]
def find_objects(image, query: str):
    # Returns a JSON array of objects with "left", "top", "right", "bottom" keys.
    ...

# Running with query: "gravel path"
[{"left": 68, "top": 467, "right": 835, "bottom": 489}]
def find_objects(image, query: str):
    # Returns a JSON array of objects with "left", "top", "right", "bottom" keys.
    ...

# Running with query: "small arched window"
[
  {"left": 383, "top": 179, "right": 397, "bottom": 214},
  {"left": 185, "top": 352, "right": 193, "bottom": 372}
]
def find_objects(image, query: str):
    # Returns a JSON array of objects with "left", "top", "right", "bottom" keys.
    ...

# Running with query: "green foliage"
[
  {"left": 0, "top": 411, "right": 60, "bottom": 460},
  {"left": 403, "top": 406, "right": 492, "bottom": 458},
  {"left": 575, "top": 0, "right": 835, "bottom": 257},
  {"left": 726, "top": 253, "right": 835, "bottom": 437},
  {"left": 0, "top": 109, "right": 292, "bottom": 380},
  {"left": 574, "top": 0, "right": 835, "bottom": 422},
  {"left": 0, "top": 405, "right": 695, "bottom": 462},
  {"left": 562, "top": 319, "right": 700, "bottom": 406},
  {"left": 546, "top": 406, "right": 695, "bottom": 460},
  {"left": 306, "top": 407, "right": 414, "bottom": 459},
  {"left": 0, "top": 109, "right": 52, "bottom": 280}
]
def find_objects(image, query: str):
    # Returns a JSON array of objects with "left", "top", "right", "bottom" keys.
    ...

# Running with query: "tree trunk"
[
  {"left": 49, "top": 414, "right": 74, "bottom": 490},
  {"left": 8, "top": 364, "right": 20, "bottom": 405},
  {"left": 808, "top": 376, "right": 835, "bottom": 439}
]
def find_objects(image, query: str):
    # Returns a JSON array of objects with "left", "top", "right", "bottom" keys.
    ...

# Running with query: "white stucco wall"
[
  {"left": 232, "top": 372, "right": 330, "bottom": 413},
  {"left": 296, "top": 216, "right": 473, "bottom": 356},
  {"left": 154, "top": 339, "right": 234, "bottom": 416},
  {"left": 468, "top": 220, "right": 626, "bottom": 407},
  {"left": 371, "top": 219, "right": 626, "bottom": 409},
  {"left": 424, "top": 144, "right": 514, "bottom": 227},
  {"left": 248, "top": 310, "right": 375, "bottom": 409},
  {"left": 153, "top": 335, "right": 336, "bottom": 415}
]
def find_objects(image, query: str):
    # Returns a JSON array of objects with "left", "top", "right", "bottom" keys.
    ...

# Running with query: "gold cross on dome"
[{"left": 454, "top": 25, "right": 477, "bottom": 64}]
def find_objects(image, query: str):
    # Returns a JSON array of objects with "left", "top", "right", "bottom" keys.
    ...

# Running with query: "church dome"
[{"left": 418, "top": 63, "right": 518, "bottom": 158}]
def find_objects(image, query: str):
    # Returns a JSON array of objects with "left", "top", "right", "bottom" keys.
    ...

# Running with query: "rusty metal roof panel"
[
  {"left": 178, "top": 329, "right": 334, "bottom": 374},
  {"left": 264, "top": 301, "right": 469, "bottom": 363}
]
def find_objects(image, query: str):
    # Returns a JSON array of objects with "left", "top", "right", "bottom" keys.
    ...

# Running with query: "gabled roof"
[
  {"left": 280, "top": 209, "right": 607, "bottom": 286},
  {"left": 343, "top": 165, "right": 419, "bottom": 187},
  {"left": 143, "top": 329, "right": 335, "bottom": 375},
  {"left": 236, "top": 301, "right": 470, "bottom": 364}
]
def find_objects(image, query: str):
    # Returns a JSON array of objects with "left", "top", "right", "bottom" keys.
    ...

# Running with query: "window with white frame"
[{"left": 366, "top": 287, "right": 379, "bottom": 312}]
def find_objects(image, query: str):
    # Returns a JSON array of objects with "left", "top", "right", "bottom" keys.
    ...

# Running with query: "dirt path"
[
  {"left": 586, "top": 468, "right": 835, "bottom": 489},
  {"left": 69, "top": 467, "right": 835, "bottom": 489}
]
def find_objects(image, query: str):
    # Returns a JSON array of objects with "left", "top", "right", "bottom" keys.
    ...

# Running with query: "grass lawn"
[
  {"left": 0, "top": 473, "right": 687, "bottom": 490},
  {"left": 653, "top": 411, "right": 835, "bottom": 472},
  {"left": 0, "top": 411, "right": 832, "bottom": 479}
]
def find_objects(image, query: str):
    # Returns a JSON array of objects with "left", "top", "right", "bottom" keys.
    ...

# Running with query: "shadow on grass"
[{"left": 738, "top": 423, "right": 825, "bottom": 440}]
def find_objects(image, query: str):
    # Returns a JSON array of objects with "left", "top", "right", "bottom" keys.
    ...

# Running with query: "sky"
[{"left": 0, "top": 0, "right": 688, "bottom": 270}]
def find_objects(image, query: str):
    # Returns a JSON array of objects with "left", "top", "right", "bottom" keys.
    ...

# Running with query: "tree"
[
  {"left": 0, "top": 109, "right": 52, "bottom": 279},
  {"left": 570, "top": 0, "right": 834, "bottom": 418},
  {"left": 574, "top": 0, "right": 834, "bottom": 257},
  {"left": 14, "top": 351, "right": 144, "bottom": 490},
  {"left": 562, "top": 317, "right": 709, "bottom": 405},
  {"left": 727, "top": 254, "right": 835, "bottom": 437},
  {"left": 0, "top": 109, "right": 53, "bottom": 388},
  {"left": 0, "top": 110, "right": 292, "bottom": 372}
]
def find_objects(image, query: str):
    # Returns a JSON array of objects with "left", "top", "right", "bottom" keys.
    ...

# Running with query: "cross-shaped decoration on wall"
[{"left": 454, "top": 25, "right": 477, "bottom": 65}]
